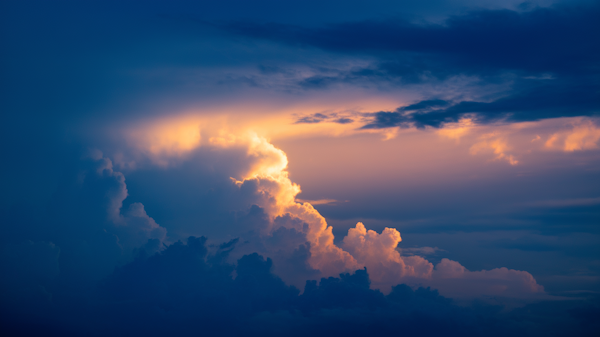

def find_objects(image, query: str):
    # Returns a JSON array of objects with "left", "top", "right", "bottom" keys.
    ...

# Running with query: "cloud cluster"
[
  {"left": 4, "top": 115, "right": 548, "bottom": 300},
  {"left": 0, "top": 91, "right": 594, "bottom": 337},
  {"left": 110, "top": 120, "right": 548, "bottom": 298},
  {"left": 3, "top": 236, "right": 597, "bottom": 336},
  {"left": 1, "top": 1, "right": 598, "bottom": 335},
  {"left": 546, "top": 120, "right": 600, "bottom": 152}
]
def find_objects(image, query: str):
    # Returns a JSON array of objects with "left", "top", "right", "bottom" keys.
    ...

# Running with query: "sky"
[{"left": 1, "top": 0, "right": 599, "bottom": 335}]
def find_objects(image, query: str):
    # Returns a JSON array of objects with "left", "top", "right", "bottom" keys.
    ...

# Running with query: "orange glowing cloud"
[
  {"left": 128, "top": 116, "right": 202, "bottom": 158},
  {"left": 434, "top": 117, "right": 600, "bottom": 165},
  {"left": 436, "top": 117, "right": 475, "bottom": 141},
  {"left": 545, "top": 119, "right": 600, "bottom": 152},
  {"left": 469, "top": 134, "right": 519, "bottom": 165},
  {"left": 109, "top": 114, "right": 551, "bottom": 298},
  {"left": 342, "top": 222, "right": 433, "bottom": 292}
]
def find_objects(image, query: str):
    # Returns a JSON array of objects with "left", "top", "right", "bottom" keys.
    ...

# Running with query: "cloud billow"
[
  {"left": 3, "top": 236, "right": 597, "bottom": 336},
  {"left": 0, "top": 118, "right": 597, "bottom": 336},
  {"left": 1, "top": 2, "right": 599, "bottom": 335}
]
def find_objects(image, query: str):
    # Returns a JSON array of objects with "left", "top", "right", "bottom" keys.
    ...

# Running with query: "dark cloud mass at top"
[
  {"left": 224, "top": 3, "right": 599, "bottom": 75},
  {"left": 227, "top": 2, "right": 599, "bottom": 126}
]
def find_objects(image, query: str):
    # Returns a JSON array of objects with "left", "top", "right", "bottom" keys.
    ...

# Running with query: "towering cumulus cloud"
[
  {"left": 343, "top": 223, "right": 433, "bottom": 291},
  {"left": 188, "top": 128, "right": 360, "bottom": 277},
  {"left": 90, "top": 151, "right": 167, "bottom": 251},
  {"left": 117, "top": 117, "right": 545, "bottom": 298}
]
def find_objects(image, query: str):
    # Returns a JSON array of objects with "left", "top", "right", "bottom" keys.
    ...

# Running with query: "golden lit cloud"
[
  {"left": 436, "top": 117, "right": 475, "bottom": 141},
  {"left": 111, "top": 113, "right": 554, "bottom": 297},
  {"left": 128, "top": 116, "right": 202, "bottom": 157},
  {"left": 111, "top": 110, "right": 596, "bottom": 297},
  {"left": 469, "top": 134, "right": 519, "bottom": 165},
  {"left": 436, "top": 117, "right": 600, "bottom": 165},
  {"left": 545, "top": 119, "right": 600, "bottom": 152}
]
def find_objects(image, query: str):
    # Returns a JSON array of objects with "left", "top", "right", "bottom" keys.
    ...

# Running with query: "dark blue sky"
[{"left": 1, "top": 1, "right": 599, "bottom": 336}]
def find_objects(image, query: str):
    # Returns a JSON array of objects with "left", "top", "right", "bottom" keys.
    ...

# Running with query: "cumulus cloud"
[
  {"left": 0, "top": 115, "right": 556, "bottom": 336},
  {"left": 0, "top": 117, "right": 589, "bottom": 336},
  {"left": 0, "top": 152, "right": 170, "bottom": 293},
  {"left": 342, "top": 222, "right": 432, "bottom": 292},
  {"left": 91, "top": 153, "right": 167, "bottom": 251},
  {"left": 2, "top": 1, "right": 598, "bottom": 335},
  {"left": 110, "top": 118, "right": 547, "bottom": 298}
]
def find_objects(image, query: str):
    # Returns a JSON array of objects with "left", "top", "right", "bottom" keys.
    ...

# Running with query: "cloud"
[
  {"left": 121, "top": 122, "right": 361, "bottom": 276},
  {"left": 0, "top": 116, "right": 569, "bottom": 334},
  {"left": 91, "top": 154, "right": 168, "bottom": 251},
  {"left": 342, "top": 222, "right": 433, "bottom": 292},
  {"left": 0, "top": 152, "right": 170, "bottom": 294},
  {"left": 221, "top": 3, "right": 599, "bottom": 127},
  {"left": 545, "top": 120, "right": 600, "bottom": 151},
  {"left": 1, "top": 105, "right": 592, "bottom": 337},
  {"left": 469, "top": 133, "right": 519, "bottom": 165},
  {"left": 1, "top": 1, "right": 598, "bottom": 335},
  {"left": 360, "top": 79, "right": 599, "bottom": 129},
  {"left": 105, "top": 119, "right": 548, "bottom": 298},
  {"left": 223, "top": 3, "right": 599, "bottom": 76},
  {"left": 430, "top": 258, "right": 545, "bottom": 299},
  {"left": 1, "top": 237, "right": 594, "bottom": 336},
  {"left": 294, "top": 112, "right": 356, "bottom": 125},
  {"left": 360, "top": 116, "right": 600, "bottom": 165}
]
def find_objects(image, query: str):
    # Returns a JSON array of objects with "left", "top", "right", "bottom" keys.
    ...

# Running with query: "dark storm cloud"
[
  {"left": 3, "top": 236, "right": 598, "bottom": 336},
  {"left": 0, "top": 155, "right": 168, "bottom": 292},
  {"left": 403, "top": 99, "right": 450, "bottom": 111},
  {"left": 223, "top": 3, "right": 599, "bottom": 75},
  {"left": 225, "top": 3, "right": 599, "bottom": 125},
  {"left": 362, "top": 77, "right": 599, "bottom": 128}
]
